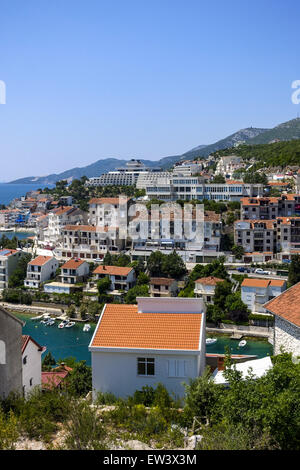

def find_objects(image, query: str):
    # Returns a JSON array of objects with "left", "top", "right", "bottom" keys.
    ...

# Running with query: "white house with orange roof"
[
  {"left": 264, "top": 282, "right": 300, "bottom": 356},
  {"left": 241, "top": 278, "right": 286, "bottom": 314},
  {"left": 93, "top": 265, "right": 136, "bottom": 292},
  {"left": 59, "top": 258, "right": 89, "bottom": 285},
  {"left": 22, "top": 335, "right": 46, "bottom": 396},
  {"left": 89, "top": 297, "right": 206, "bottom": 399},
  {"left": 194, "top": 276, "right": 226, "bottom": 304},
  {"left": 24, "top": 255, "right": 59, "bottom": 289}
]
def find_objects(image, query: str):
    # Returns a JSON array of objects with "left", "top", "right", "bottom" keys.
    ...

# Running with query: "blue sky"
[{"left": 0, "top": 0, "right": 300, "bottom": 180}]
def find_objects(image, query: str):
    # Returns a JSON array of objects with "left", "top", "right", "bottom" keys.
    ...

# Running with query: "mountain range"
[{"left": 9, "top": 118, "right": 300, "bottom": 185}]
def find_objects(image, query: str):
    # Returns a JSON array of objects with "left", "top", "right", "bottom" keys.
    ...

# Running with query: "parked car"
[
  {"left": 255, "top": 268, "right": 271, "bottom": 275},
  {"left": 237, "top": 267, "right": 250, "bottom": 273}
]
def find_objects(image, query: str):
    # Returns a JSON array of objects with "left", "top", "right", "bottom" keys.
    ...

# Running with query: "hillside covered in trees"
[{"left": 212, "top": 139, "right": 300, "bottom": 169}]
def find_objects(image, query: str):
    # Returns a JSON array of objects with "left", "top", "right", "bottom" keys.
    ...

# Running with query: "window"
[
  {"left": 137, "top": 358, "right": 155, "bottom": 376},
  {"left": 168, "top": 359, "right": 186, "bottom": 377},
  {"left": 29, "top": 378, "right": 33, "bottom": 387},
  {"left": 23, "top": 356, "right": 27, "bottom": 365}
]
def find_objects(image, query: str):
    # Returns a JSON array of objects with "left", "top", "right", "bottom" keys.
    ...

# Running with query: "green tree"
[
  {"left": 232, "top": 244, "right": 245, "bottom": 259},
  {"left": 67, "top": 361, "right": 92, "bottom": 397},
  {"left": 125, "top": 284, "right": 149, "bottom": 304}
]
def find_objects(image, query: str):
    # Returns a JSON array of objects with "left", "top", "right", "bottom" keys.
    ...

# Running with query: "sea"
[
  {"left": 13, "top": 313, "right": 272, "bottom": 366},
  {"left": 15, "top": 313, "right": 96, "bottom": 366},
  {"left": 0, "top": 183, "right": 54, "bottom": 206}
]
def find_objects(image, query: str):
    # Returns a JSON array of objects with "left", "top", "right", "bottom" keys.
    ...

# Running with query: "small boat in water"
[
  {"left": 46, "top": 319, "right": 55, "bottom": 326},
  {"left": 83, "top": 323, "right": 91, "bottom": 332},
  {"left": 58, "top": 320, "right": 68, "bottom": 329},
  {"left": 238, "top": 340, "right": 247, "bottom": 348},
  {"left": 206, "top": 338, "right": 217, "bottom": 345},
  {"left": 65, "top": 321, "right": 75, "bottom": 328}
]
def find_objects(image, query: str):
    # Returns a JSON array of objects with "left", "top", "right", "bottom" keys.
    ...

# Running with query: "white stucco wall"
[
  {"left": 273, "top": 316, "right": 300, "bottom": 356},
  {"left": 22, "top": 340, "right": 42, "bottom": 396},
  {"left": 91, "top": 350, "right": 200, "bottom": 399}
]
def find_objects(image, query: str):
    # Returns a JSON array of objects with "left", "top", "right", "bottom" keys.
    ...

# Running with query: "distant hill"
[
  {"left": 10, "top": 118, "right": 300, "bottom": 185},
  {"left": 9, "top": 155, "right": 184, "bottom": 185},
  {"left": 183, "top": 127, "right": 268, "bottom": 159},
  {"left": 245, "top": 118, "right": 300, "bottom": 145}
]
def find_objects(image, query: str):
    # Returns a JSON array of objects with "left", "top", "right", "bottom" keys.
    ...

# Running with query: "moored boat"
[
  {"left": 83, "top": 323, "right": 91, "bottom": 332},
  {"left": 206, "top": 338, "right": 217, "bottom": 345},
  {"left": 238, "top": 340, "right": 247, "bottom": 348}
]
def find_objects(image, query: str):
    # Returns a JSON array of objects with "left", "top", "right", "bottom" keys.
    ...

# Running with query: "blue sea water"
[
  {"left": 0, "top": 183, "right": 54, "bottom": 206},
  {"left": 15, "top": 313, "right": 96, "bottom": 366}
]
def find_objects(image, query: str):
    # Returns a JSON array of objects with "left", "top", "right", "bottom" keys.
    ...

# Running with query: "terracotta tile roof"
[
  {"left": 93, "top": 265, "right": 133, "bottom": 276},
  {"left": 64, "top": 225, "right": 96, "bottom": 232},
  {"left": 89, "top": 197, "right": 129, "bottom": 205},
  {"left": 42, "top": 370, "right": 69, "bottom": 389},
  {"left": 150, "top": 277, "right": 175, "bottom": 286},
  {"left": 61, "top": 258, "right": 87, "bottom": 269},
  {"left": 91, "top": 304, "right": 202, "bottom": 350},
  {"left": 51, "top": 206, "right": 74, "bottom": 215},
  {"left": 195, "top": 276, "right": 225, "bottom": 286},
  {"left": 264, "top": 281, "right": 300, "bottom": 327},
  {"left": 28, "top": 255, "right": 53, "bottom": 266},
  {"left": 241, "top": 278, "right": 271, "bottom": 288}
]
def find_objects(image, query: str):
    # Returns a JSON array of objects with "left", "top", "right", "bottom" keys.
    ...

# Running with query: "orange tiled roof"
[
  {"left": 264, "top": 281, "right": 300, "bottom": 327},
  {"left": 241, "top": 278, "right": 271, "bottom": 288},
  {"left": 64, "top": 225, "right": 96, "bottom": 232},
  {"left": 28, "top": 255, "right": 53, "bottom": 266},
  {"left": 195, "top": 276, "right": 225, "bottom": 286},
  {"left": 61, "top": 258, "right": 86, "bottom": 269},
  {"left": 89, "top": 197, "right": 129, "bottom": 205},
  {"left": 150, "top": 277, "right": 175, "bottom": 286},
  {"left": 91, "top": 304, "right": 202, "bottom": 350},
  {"left": 93, "top": 265, "right": 133, "bottom": 276}
]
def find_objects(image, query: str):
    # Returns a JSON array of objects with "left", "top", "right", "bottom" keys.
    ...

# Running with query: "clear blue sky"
[{"left": 1, "top": 0, "right": 300, "bottom": 181}]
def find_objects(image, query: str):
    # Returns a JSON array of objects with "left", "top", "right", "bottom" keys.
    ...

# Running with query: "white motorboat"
[
  {"left": 40, "top": 316, "right": 51, "bottom": 324},
  {"left": 238, "top": 340, "right": 247, "bottom": 348},
  {"left": 46, "top": 319, "right": 55, "bottom": 326},
  {"left": 58, "top": 320, "right": 68, "bottom": 329},
  {"left": 206, "top": 338, "right": 217, "bottom": 345},
  {"left": 83, "top": 323, "right": 91, "bottom": 332},
  {"left": 31, "top": 313, "right": 47, "bottom": 321},
  {"left": 65, "top": 321, "right": 75, "bottom": 328}
]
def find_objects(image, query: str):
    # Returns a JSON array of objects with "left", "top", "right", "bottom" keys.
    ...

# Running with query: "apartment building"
[
  {"left": 59, "top": 224, "right": 124, "bottom": 260},
  {"left": 88, "top": 160, "right": 153, "bottom": 187},
  {"left": 215, "top": 155, "right": 244, "bottom": 178},
  {"left": 234, "top": 220, "right": 276, "bottom": 254},
  {"left": 241, "top": 194, "right": 300, "bottom": 220},
  {"left": 24, "top": 255, "right": 59, "bottom": 289},
  {"left": 88, "top": 197, "right": 130, "bottom": 231},
  {"left": 130, "top": 208, "right": 221, "bottom": 253},
  {"left": 235, "top": 216, "right": 300, "bottom": 257},
  {"left": 241, "top": 278, "right": 286, "bottom": 314},
  {"left": 0, "top": 249, "right": 26, "bottom": 290},
  {"left": 143, "top": 175, "right": 263, "bottom": 202},
  {"left": 276, "top": 217, "right": 300, "bottom": 253},
  {"left": 41, "top": 206, "right": 87, "bottom": 247}
]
